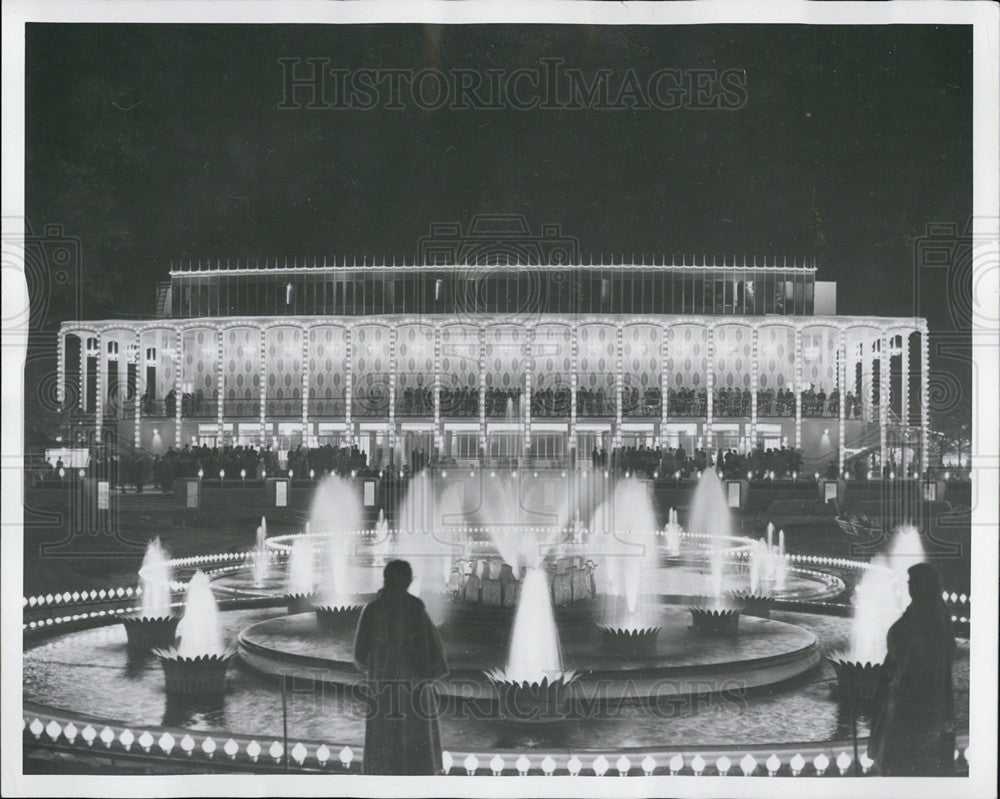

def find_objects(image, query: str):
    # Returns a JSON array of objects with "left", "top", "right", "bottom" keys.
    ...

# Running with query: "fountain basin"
[
  {"left": 153, "top": 648, "right": 236, "bottom": 702},
  {"left": 688, "top": 602, "right": 743, "bottom": 635},
  {"left": 485, "top": 670, "right": 578, "bottom": 723},
  {"left": 284, "top": 593, "right": 318, "bottom": 615},
  {"left": 726, "top": 591, "right": 773, "bottom": 619},
  {"left": 828, "top": 656, "right": 885, "bottom": 716},
  {"left": 597, "top": 626, "right": 661, "bottom": 658},
  {"left": 314, "top": 604, "right": 363, "bottom": 634},
  {"left": 121, "top": 615, "right": 179, "bottom": 654},
  {"left": 238, "top": 606, "right": 820, "bottom": 700}
]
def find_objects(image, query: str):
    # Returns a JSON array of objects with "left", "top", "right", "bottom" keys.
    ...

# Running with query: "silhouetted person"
[
  {"left": 868, "top": 563, "right": 955, "bottom": 776},
  {"left": 353, "top": 560, "right": 448, "bottom": 775}
]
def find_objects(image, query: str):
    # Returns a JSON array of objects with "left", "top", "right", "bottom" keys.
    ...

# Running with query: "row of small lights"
[
  {"left": 23, "top": 715, "right": 969, "bottom": 776},
  {"left": 20, "top": 541, "right": 970, "bottom": 623},
  {"left": 21, "top": 552, "right": 254, "bottom": 607},
  {"left": 169, "top": 466, "right": 950, "bottom": 483}
]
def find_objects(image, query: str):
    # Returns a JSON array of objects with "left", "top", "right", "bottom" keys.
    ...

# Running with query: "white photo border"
[{"left": 2, "top": 2, "right": 997, "bottom": 798}]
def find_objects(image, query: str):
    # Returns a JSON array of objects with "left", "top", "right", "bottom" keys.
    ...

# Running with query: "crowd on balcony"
[{"left": 142, "top": 382, "right": 864, "bottom": 421}]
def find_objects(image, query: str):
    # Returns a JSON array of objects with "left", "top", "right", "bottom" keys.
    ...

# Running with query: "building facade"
[{"left": 57, "top": 258, "right": 928, "bottom": 471}]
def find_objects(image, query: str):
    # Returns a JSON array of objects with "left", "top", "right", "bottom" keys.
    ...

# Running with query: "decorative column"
[
  {"left": 432, "top": 327, "right": 442, "bottom": 454},
  {"left": 705, "top": 325, "right": 715, "bottom": 450},
  {"left": 864, "top": 334, "right": 875, "bottom": 423},
  {"left": 794, "top": 327, "right": 803, "bottom": 449},
  {"left": 134, "top": 331, "right": 143, "bottom": 449},
  {"left": 750, "top": 326, "right": 759, "bottom": 453},
  {"left": 920, "top": 322, "right": 929, "bottom": 474},
  {"left": 344, "top": 328, "right": 353, "bottom": 446},
  {"left": 613, "top": 325, "right": 624, "bottom": 447},
  {"left": 523, "top": 327, "right": 533, "bottom": 458},
  {"left": 258, "top": 327, "right": 267, "bottom": 446},
  {"left": 174, "top": 328, "right": 183, "bottom": 449},
  {"left": 301, "top": 327, "right": 311, "bottom": 447},
  {"left": 216, "top": 329, "right": 225, "bottom": 444},
  {"left": 387, "top": 326, "right": 397, "bottom": 455},
  {"left": 57, "top": 330, "right": 67, "bottom": 408},
  {"left": 79, "top": 335, "right": 88, "bottom": 411},
  {"left": 116, "top": 336, "right": 127, "bottom": 422},
  {"left": 659, "top": 325, "right": 669, "bottom": 448},
  {"left": 569, "top": 325, "right": 579, "bottom": 457},
  {"left": 900, "top": 331, "right": 910, "bottom": 426},
  {"left": 94, "top": 332, "right": 105, "bottom": 443},
  {"left": 478, "top": 327, "right": 487, "bottom": 457},
  {"left": 879, "top": 331, "right": 889, "bottom": 469},
  {"left": 838, "top": 327, "right": 847, "bottom": 475}
]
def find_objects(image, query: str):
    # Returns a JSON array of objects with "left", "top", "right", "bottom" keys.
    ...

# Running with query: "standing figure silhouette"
[
  {"left": 869, "top": 562, "right": 956, "bottom": 776},
  {"left": 354, "top": 559, "right": 449, "bottom": 775}
]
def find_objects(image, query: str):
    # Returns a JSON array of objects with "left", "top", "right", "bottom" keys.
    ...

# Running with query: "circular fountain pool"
[
  {"left": 238, "top": 604, "right": 821, "bottom": 699},
  {"left": 23, "top": 605, "right": 970, "bottom": 753}
]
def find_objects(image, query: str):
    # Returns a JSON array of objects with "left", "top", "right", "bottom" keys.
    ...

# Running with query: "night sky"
[{"left": 23, "top": 23, "right": 973, "bottom": 433}]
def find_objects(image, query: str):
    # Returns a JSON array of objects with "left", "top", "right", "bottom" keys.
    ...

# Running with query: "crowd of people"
[
  {"left": 145, "top": 382, "right": 865, "bottom": 422},
  {"left": 590, "top": 443, "right": 805, "bottom": 480},
  {"left": 350, "top": 384, "right": 866, "bottom": 420}
]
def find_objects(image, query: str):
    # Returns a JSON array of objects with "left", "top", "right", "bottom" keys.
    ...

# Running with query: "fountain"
[
  {"left": 829, "top": 526, "right": 927, "bottom": 712},
  {"left": 121, "top": 538, "right": 179, "bottom": 654},
  {"left": 728, "top": 524, "right": 788, "bottom": 618},
  {"left": 26, "top": 460, "right": 958, "bottom": 774},
  {"left": 154, "top": 570, "right": 235, "bottom": 703},
  {"left": 662, "top": 507, "right": 683, "bottom": 557},
  {"left": 284, "top": 527, "right": 317, "bottom": 614},
  {"left": 594, "top": 478, "right": 662, "bottom": 655},
  {"left": 251, "top": 519, "right": 270, "bottom": 588},
  {"left": 234, "top": 467, "right": 825, "bottom": 708},
  {"left": 311, "top": 474, "right": 365, "bottom": 632},
  {"left": 481, "top": 473, "right": 577, "bottom": 719},
  {"left": 487, "top": 568, "right": 577, "bottom": 721},
  {"left": 687, "top": 469, "right": 743, "bottom": 635},
  {"left": 371, "top": 510, "right": 392, "bottom": 566}
]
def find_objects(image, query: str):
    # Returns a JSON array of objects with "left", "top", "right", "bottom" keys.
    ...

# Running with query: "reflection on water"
[
  {"left": 163, "top": 701, "right": 228, "bottom": 730},
  {"left": 23, "top": 608, "right": 968, "bottom": 751}
]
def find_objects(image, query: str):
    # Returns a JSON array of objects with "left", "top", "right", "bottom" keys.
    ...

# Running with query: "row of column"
[{"left": 61, "top": 322, "right": 930, "bottom": 468}]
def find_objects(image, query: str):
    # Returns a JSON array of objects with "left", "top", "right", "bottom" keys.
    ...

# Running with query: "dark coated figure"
[
  {"left": 869, "top": 562, "right": 956, "bottom": 776},
  {"left": 353, "top": 560, "right": 448, "bottom": 775}
]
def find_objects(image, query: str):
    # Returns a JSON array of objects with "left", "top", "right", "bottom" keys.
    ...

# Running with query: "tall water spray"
[
  {"left": 139, "top": 538, "right": 172, "bottom": 619},
  {"left": 503, "top": 568, "right": 564, "bottom": 683},
  {"left": 311, "top": 474, "right": 363, "bottom": 607},
  {"left": 436, "top": 482, "right": 468, "bottom": 582},
  {"left": 478, "top": 472, "right": 571, "bottom": 683},
  {"left": 847, "top": 526, "right": 927, "bottom": 663},
  {"left": 687, "top": 469, "right": 732, "bottom": 598},
  {"left": 371, "top": 509, "right": 392, "bottom": 564},
  {"left": 395, "top": 471, "right": 461, "bottom": 596},
  {"left": 251, "top": 522, "right": 269, "bottom": 587},
  {"left": 886, "top": 525, "right": 926, "bottom": 611},
  {"left": 175, "top": 571, "right": 225, "bottom": 657},
  {"left": 591, "top": 477, "right": 658, "bottom": 627},
  {"left": 774, "top": 529, "right": 787, "bottom": 591},
  {"left": 663, "top": 508, "right": 682, "bottom": 556},
  {"left": 748, "top": 539, "right": 766, "bottom": 595},
  {"left": 477, "top": 473, "right": 565, "bottom": 579},
  {"left": 286, "top": 533, "right": 315, "bottom": 597}
]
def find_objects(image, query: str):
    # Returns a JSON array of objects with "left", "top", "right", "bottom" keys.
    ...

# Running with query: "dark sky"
[{"left": 24, "top": 23, "right": 973, "bottom": 406}]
